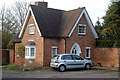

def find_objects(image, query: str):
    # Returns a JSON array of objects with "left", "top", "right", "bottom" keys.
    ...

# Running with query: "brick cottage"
[{"left": 13, "top": 2, "right": 99, "bottom": 67}]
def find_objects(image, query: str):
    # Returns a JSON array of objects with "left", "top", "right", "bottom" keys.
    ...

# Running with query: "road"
[{"left": 2, "top": 69, "right": 119, "bottom": 78}]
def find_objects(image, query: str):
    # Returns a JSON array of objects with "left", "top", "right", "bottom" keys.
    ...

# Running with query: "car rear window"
[{"left": 52, "top": 55, "right": 59, "bottom": 60}]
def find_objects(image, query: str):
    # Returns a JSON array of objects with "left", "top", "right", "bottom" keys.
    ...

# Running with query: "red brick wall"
[
  {"left": 43, "top": 14, "right": 96, "bottom": 66},
  {"left": 15, "top": 13, "right": 44, "bottom": 67},
  {"left": 93, "top": 48, "right": 120, "bottom": 67},
  {"left": 44, "top": 38, "right": 65, "bottom": 66},
  {"left": 15, "top": 43, "right": 25, "bottom": 65},
  {"left": 9, "top": 50, "right": 14, "bottom": 64},
  {"left": 14, "top": 12, "right": 120, "bottom": 68},
  {"left": 66, "top": 14, "right": 96, "bottom": 59}
]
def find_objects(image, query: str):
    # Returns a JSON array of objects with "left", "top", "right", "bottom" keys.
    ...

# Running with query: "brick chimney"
[{"left": 35, "top": 2, "right": 48, "bottom": 8}]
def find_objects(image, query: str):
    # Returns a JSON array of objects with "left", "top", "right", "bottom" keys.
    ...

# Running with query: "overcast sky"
[{"left": 0, "top": 0, "right": 111, "bottom": 26}]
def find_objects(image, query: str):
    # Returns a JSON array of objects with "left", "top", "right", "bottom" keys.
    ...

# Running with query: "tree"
[
  {"left": 95, "top": 17, "right": 102, "bottom": 38},
  {"left": 0, "top": 6, "right": 15, "bottom": 49},
  {"left": 96, "top": 1, "right": 120, "bottom": 47},
  {"left": 103, "top": 1, "right": 120, "bottom": 47},
  {"left": 0, "top": 1, "right": 28, "bottom": 49},
  {"left": 7, "top": 41, "right": 13, "bottom": 49},
  {"left": 12, "top": 1, "right": 28, "bottom": 30}
]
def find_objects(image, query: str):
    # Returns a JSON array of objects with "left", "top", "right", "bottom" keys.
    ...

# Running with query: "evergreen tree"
[{"left": 96, "top": 1, "right": 120, "bottom": 47}]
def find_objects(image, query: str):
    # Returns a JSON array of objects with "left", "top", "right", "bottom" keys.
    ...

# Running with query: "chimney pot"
[{"left": 35, "top": 2, "right": 48, "bottom": 8}]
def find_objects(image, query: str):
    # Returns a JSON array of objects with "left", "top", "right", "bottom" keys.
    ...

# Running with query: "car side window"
[
  {"left": 61, "top": 55, "right": 72, "bottom": 60},
  {"left": 72, "top": 55, "right": 82, "bottom": 60},
  {"left": 61, "top": 55, "right": 65, "bottom": 60},
  {"left": 66, "top": 55, "right": 72, "bottom": 60},
  {"left": 76, "top": 56, "right": 81, "bottom": 60},
  {"left": 72, "top": 55, "right": 78, "bottom": 60},
  {"left": 80, "top": 57, "right": 84, "bottom": 60}
]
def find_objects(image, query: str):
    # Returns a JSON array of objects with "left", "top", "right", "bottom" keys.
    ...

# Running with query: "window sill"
[
  {"left": 29, "top": 34, "right": 34, "bottom": 35},
  {"left": 78, "top": 33, "right": 86, "bottom": 36},
  {"left": 25, "top": 56, "right": 36, "bottom": 60},
  {"left": 86, "top": 57, "right": 90, "bottom": 59}
]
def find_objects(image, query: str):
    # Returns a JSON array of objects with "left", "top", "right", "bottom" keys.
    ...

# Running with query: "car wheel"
[
  {"left": 85, "top": 64, "right": 91, "bottom": 70},
  {"left": 59, "top": 65, "right": 66, "bottom": 72}
]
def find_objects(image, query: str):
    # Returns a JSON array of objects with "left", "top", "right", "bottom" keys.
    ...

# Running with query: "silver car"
[{"left": 50, "top": 54, "right": 93, "bottom": 72}]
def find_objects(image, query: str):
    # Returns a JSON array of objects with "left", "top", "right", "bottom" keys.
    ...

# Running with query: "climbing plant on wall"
[{"left": 17, "top": 44, "right": 25, "bottom": 58}]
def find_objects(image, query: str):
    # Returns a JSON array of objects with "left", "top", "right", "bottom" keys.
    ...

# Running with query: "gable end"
[
  {"left": 18, "top": 6, "right": 42, "bottom": 38},
  {"left": 68, "top": 8, "right": 98, "bottom": 39}
]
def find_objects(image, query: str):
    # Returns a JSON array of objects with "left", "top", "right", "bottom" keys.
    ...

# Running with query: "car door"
[
  {"left": 61, "top": 55, "right": 75, "bottom": 69},
  {"left": 72, "top": 55, "right": 85, "bottom": 68}
]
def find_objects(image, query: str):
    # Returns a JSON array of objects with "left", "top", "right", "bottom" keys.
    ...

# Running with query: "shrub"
[
  {"left": 17, "top": 44, "right": 25, "bottom": 58},
  {"left": 7, "top": 41, "right": 13, "bottom": 49}
]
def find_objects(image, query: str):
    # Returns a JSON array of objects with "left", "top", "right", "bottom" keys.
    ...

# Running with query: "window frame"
[
  {"left": 51, "top": 46, "right": 58, "bottom": 58},
  {"left": 29, "top": 24, "right": 35, "bottom": 35},
  {"left": 16, "top": 49, "right": 19, "bottom": 58},
  {"left": 25, "top": 45, "right": 36, "bottom": 59},
  {"left": 78, "top": 24, "right": 86, "bottom": 35},
  {"left": 86, "top": 47, "right": 91, "bottom": 58}
]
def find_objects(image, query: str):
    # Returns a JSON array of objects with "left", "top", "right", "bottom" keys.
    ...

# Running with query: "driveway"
[{"left": 2, "top": 69, "right": 119, "bottom": 78}]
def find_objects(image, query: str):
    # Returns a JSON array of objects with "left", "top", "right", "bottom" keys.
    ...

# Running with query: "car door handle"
[
  {"left": 64, "top": 60, "right": 66, "bottom": 62},
  {"left": 74, "top": 60, "right": 76, "bottom": 62}
]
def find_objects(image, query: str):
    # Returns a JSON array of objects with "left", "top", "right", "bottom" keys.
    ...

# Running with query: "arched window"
[{"left": 70, "top": 43, "right": 82, "bottom": 55}]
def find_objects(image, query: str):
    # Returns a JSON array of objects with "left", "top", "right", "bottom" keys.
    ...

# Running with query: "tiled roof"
[
  {"left": 14, "top": 5, "right": 84, "bottom": 42},
  {"left": 31, "top": 5, "right": 83, "bottom": 37}
]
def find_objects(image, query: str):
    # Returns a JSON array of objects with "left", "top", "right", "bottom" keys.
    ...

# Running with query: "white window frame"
[
  {"left": 78, "top": 24, "right": 86, "bottom": 35},
  {"left": 16, "top": 49, "right": 19, "bottom": 58},
  {"left": 52, "top": 46, "right": 58, "bottom": 58},
  {"left": 86, "top": 47, "right": 91, "bottom": 58},
  {"left": 70, "top": 43, "right": 82, "bottom": 55},
  {"left": 28, "top": 40, "right": 35, "bottom": 42},
  {"left": 25, "top": 45, "right": 36, "bottom": 59},
  {"left": 29, "top": 24, "right": 35, "bottom": 35}
]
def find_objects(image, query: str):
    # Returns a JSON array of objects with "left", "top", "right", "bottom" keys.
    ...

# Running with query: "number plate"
[{"left": 51, "top": 64, "right": 54, "bottom": 67}]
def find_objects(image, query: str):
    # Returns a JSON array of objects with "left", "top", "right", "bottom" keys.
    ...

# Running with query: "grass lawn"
[
  {"left": 2, "top": 65, "right": 53, "bottom": 71},
  {"left": 2, "top": 65, "right": 20, "bottom": 70}
]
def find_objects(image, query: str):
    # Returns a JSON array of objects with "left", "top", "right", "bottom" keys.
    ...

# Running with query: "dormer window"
[
  {"left": 29, "top": 24, "right": 35, "bottom": 35},
  {"left": 78, "top": 24, "right": 86, "bottom": 35}
]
